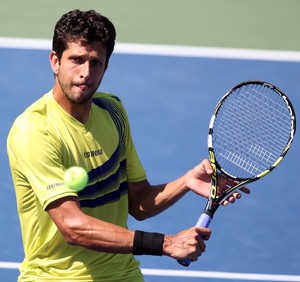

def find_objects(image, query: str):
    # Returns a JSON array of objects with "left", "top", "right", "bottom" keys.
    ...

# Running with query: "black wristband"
[{"left": 133, "top": 230, "right": 164, "bottom": 256}]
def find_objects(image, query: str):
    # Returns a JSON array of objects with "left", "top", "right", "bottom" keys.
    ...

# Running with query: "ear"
[{"left": 49, "top": 51, "right": 59, "bottom": 74}]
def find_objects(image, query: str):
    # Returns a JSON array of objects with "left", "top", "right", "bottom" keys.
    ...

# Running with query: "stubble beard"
[{"left": 58, "top": 77, "right": 97, "bottom": 105}]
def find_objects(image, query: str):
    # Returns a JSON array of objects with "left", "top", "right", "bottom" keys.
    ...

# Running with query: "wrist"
[
  {"left": 182, "top": 169, "right": 193, "bottom": 192},
  {"left": 133, "top": 230, "right": 164, "bottom": 256}
]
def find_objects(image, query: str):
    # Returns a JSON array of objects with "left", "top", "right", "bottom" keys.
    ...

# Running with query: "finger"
[
  {"left": 222, "top": 199, "right": 229, "bottom": 206},
  {"left": 217, "top": 177, "right": 228, "bottom": 193},
  {"left": 187, "top": 240, "right": 202, "bottom": 261},
  {"left": 195, "top": 227, "right": 211, "bottom": 240},
  {"left": 190, "top": 254, "right": 199, "bottom": 262},
  {"left": 233, "top": 191, "right": 241, "bottom": 199},
  {"left": 220, "top": 180, "right": 250, "bottom": 197},
  {"left": 227, "top": 195, "right": 236, "bottom": 203},
  {"left": 221, "top": 195, "right": 236, "bottom": 206},
  {"left": 198, "top": 239, "right": 206, "bottom": 253},
  {"left": 239, "top": 186, "right": 251, "bottom": 194},
  {"left": 223, "top": 176, "right": 236, "bottom": 187},
  {"left": 222, "top": 190, "right": 247, "bottom": 206},
  {"left": 202, "top": 159, "right": 213, "bottom": 175},
  {"left": 227, "top": 191, "right": 241, "bottom": 202},
  {"left": 226, "top": 180, "right": 250, "bottom": 195}
]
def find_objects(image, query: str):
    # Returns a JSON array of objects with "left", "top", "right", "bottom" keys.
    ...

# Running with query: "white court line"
[
  {"left": 0, "top": 261, "right": 21, "bottom": 269},
  {"left": 1, "top": 37, "right": 300, "bottom": 62},
  {"left": 141, "top": 269, "right": 300, "bottom": 281},
  {"left": 1, "top": 262, "right": 300, "bottom": 281}
]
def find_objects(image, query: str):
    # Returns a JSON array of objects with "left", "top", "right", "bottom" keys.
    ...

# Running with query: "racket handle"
[
  {"left": 177, "top": 213, "right": 212, "bottom": 267},
  {"left": 195, "top": 212, "right": 212, "bottom": 227}
]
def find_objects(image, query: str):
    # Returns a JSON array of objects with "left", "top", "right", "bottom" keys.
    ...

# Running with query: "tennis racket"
[{"left": 178, "top": 80, "right": 296, "bottom": 267}]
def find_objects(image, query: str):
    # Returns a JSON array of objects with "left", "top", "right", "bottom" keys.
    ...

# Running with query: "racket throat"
[
  {"left": 204, "top": 200, "right": 219, "bottom": 217},
  {"left": 202, "top": 209, "right": 214, "bottom": 219}
]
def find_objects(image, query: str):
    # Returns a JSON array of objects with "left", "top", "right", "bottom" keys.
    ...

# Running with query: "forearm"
[
  {"left": 65, "top": 214, "right": 135, "bottom": 253},
  {"left": 47, "top": 197, "right": 134, "bottom": 254},
  {"left": 129, "top": 172, "right": 191, "bottom": 220},
  {"left": 47, "top": 197, "right": 210, "bottom": 260},
  {"left": 63, "top": 215, "right": 195, "bottom": 259},
  {"left": 145, "top": 178, "right": 189, "bottom": 215}
]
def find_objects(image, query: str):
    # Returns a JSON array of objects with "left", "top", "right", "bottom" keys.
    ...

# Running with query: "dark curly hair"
[{"left": 52, "top": 9, "right": 116, "bottom": 64}]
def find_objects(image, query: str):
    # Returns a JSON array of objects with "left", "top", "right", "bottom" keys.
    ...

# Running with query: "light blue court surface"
[{"left": 1, "top": 45, "right": 300, "bottom": 282}]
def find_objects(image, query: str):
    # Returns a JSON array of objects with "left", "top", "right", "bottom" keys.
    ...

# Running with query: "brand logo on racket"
[{"left": 209, "top": 150, "right": 218, "bottom": 201}]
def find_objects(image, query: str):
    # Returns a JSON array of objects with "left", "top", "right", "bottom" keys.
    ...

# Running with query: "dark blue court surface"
[{"left": 1, "top": 46, "right": 300, "bottom": 281}]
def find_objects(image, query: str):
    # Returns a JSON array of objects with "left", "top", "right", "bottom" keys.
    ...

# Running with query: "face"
[{"left": 50, "top": 40, "right": 107, "bottom": 105}]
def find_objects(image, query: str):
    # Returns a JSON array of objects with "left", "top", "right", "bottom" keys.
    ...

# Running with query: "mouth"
[{"left": 76, "top": 84, "right": 89, "bottom": 91}]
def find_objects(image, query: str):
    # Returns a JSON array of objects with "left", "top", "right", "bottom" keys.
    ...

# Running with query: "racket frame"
[{"left": 177, "top": 80, "right": 296, "bottom": 267}]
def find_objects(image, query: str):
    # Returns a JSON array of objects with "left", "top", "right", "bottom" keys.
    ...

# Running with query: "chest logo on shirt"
[{"left": 84, "top": 149, "right": 103, "bottom": 158}]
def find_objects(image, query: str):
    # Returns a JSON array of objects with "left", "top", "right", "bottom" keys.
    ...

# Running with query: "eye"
[
  {"left": 69, "top": 55, "right": 84, "bottom": 65},
  {"left": 91, "top": 59, "right": 103, "bottom": 67},
  {"left": 73, "top": 57, "right": 84, "bottom": 64}
]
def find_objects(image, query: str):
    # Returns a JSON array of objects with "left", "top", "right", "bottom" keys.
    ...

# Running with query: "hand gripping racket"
[{"left": 178, "top": 80, "right": 296, "bottom": 267}]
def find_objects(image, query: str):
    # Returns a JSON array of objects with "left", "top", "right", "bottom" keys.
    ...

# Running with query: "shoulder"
[
  {"left": 92, "top": 92, "right": 123, "bottom": 109},
  {"left": 10, "top": 94, "right": 49, "bottom": 134},
  {"left": 93, "top": 91, "right": 121, "bottom": 101},
  {"left": 92, "top": 92, "right": 128, "bottom": 121},
  {"left": 8, "top": 92, "right": 57, "bottom": 149}
]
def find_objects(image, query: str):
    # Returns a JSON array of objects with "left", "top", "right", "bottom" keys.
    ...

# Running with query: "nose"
[{"left": 80, "top": 61, "right": 91, "bottom": 79}]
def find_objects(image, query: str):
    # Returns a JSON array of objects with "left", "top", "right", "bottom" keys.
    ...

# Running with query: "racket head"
[{"left": 208, "top": 80, "right": 296, "bottom": 203}]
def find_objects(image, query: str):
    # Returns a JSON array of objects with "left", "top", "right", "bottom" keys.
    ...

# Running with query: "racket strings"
[
  {"left": 230, "top": 87, "right": 290, "bottom": 154},
  {"left": 213, "top": 83, "right": 292, "bottom": 178}
]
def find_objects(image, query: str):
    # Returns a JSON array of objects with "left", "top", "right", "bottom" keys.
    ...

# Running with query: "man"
[{"left": 7, "top": 9, "right": 249, "bottom": 281}]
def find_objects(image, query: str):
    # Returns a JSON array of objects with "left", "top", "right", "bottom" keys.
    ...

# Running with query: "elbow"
[
  {"left": 129, "top": 207, "right": 152, "bottom": 221},
  {"left": 61, "top": 229, "right": 81, "bottom": 246},
  {"left": 59, "top": 220, "right": 87, "bottom": 246},
  {"left": 63, "top": 231, "right": 80, "bottom": 246}
]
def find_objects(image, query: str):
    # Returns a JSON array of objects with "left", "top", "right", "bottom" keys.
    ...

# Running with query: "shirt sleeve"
[{"left": 7, "top": 111, "right": 77, "bottom": 210}]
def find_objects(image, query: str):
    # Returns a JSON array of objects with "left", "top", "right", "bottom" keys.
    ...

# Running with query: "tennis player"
[{"left": 7, "top": 9, "right": 249, "bottom": 282}]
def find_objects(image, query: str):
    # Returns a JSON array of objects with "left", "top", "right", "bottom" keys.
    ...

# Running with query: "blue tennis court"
[{"left": 0, "top": 40, "right": 299, "bottom": 281}]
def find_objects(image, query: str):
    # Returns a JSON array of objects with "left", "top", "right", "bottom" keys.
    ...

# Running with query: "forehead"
[{"left": 64, "top": 40, "right": 107, "bottom": 57}]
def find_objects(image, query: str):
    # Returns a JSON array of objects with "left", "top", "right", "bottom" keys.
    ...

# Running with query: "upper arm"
[{"left": 128, "top": 179, "right": 151, "bottom": 220}]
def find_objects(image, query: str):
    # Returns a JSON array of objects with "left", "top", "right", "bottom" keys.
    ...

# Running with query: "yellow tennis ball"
[{"left": 64, "top": 166, "right": 88, "bottom": 192}]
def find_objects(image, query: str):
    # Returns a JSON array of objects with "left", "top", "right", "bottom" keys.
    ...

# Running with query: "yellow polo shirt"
[{"left": 7, "top": 91, "right": 146, "bottom": 281}]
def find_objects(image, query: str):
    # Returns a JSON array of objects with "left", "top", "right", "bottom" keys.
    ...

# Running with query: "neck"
[{"left": 52, "top": 86, "right": 92, "bottom": 124}]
